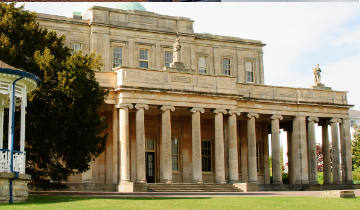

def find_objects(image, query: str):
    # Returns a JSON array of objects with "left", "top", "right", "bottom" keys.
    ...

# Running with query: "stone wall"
[{"left": 0, "top": 172, "right": 31, "bottom": 203}]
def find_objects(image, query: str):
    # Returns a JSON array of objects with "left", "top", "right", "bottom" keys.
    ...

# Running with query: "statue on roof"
[
  {"left": 313, "top": 64, "right": 322, "bottom": 86},
  {"left": 173, "top": 36, "right": 181, "bottom": 63}
]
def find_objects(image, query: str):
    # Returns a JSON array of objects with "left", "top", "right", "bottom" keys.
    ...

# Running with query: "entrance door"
[
  {"left": 146, "top": 152, "right": 155, "bottom": 183},
  {"left": 145, "top": 138, "right": 156, "bottom": 183}
]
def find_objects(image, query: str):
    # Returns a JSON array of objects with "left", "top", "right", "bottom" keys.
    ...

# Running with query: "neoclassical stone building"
[{"left": 36, "top": 5, "right": 353, "bottom": 192}]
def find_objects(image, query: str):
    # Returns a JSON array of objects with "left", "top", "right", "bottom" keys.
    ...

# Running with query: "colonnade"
[{"left": 115, "top": 103, "right": 353, "bottom": 185}]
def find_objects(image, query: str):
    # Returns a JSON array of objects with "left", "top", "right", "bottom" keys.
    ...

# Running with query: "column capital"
[
  {"left": 116, "top": 103, "right": 133, "bottom": 109},
  {"left": 190, "top": 107, "right": 205, "bottom": 114},
  {"left": 135, "top": 103, "right": 149, "bottom": 110},
  {"left": 329, "top": 118, "right": 341, "bottom": 124},
  {"left": 160, "top": 105, "right": 175, "bottom": 112},
  {"left": 307, "top": 116, "right": 319, "bottom": 123},
  {"left": 228, "top": 110, "right": 241, "bottom": 116},
  {"left": 246, "top": 112, "right": 259, "bottom": 119},
  {"left": 270, "top": 114, "right": 283, "bottom": 121},
  {"left": 213, "top": 109, "right": 227, "bottom": 115}
]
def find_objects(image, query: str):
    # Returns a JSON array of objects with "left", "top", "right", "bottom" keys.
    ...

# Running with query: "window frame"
[
  {"left": 198, "top": 55, "right": 208, "bottom": 75},
  {"left": 138, "top": 48, "right": 149, "bottom": 69},
  {"left": 222, "top": 57, "right": 232, "bottom": 76},
  {"left": 112, "top": 46, "right": 123, "bottom": 69},
  {"left": 164, "top": 50, "right": 173, "bottom": 68},
  {"left": 71, "top": 41, "right": 83, "bottom": 54},
  {"left": 201, "top": 139, "right": 212, "bottom": 172},
  {"left": 245, "top": 59, "right": 255, "bottom": 83}
]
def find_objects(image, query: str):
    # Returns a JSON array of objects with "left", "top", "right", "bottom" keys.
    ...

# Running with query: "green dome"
[{"left": 116, "top": 3, "right": 146, "bottom": 12}]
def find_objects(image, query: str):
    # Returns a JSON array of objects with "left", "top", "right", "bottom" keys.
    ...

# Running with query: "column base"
[
  {"left": 193, "top": 180, "right": 203, "bottom": 184},
  {"left": 117, "top": 181, "right": 134, "bottom": 192},
  {"left": 135, "top": 179, "right": 147, "bottom": 184},
  {"left": 160, "top": 179, "right": 172, "bottom": 184}
]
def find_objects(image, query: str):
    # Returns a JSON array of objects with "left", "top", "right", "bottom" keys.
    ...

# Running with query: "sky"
[{"left": 20, "top": 2, "right": 359, "bottom": 166}]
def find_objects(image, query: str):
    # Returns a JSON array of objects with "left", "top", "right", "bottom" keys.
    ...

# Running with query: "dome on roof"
[{"left": 116, "top": 3, "right": 146, "bottom": 12}]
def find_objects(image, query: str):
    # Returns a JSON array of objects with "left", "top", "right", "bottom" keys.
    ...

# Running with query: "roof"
[{"left": 0, "top": 60, "right": 41, "bottom": 85}]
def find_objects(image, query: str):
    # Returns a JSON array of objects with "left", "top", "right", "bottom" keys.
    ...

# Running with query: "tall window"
[
  {"left": 171, "top": 137, "right": 179, "bottom": 171},
  {"left": 139, "top": 49, "right": 149, "bottom": 68},
  {"left": 164, "top": 51, "right": 173, "bottom": 68},
  {"left": 113, "top": 46, "right": 122, "bottom": 68},
  {"left": 72, "top": 42, "right": 82, "bottom": 54},
  {"left": 245, "top": 61, "right": 254, "bottom": 83},
  {"left": 201, "top": 140, "right": 211, "bottom": 172},
  {"left": 198, "top": 56, "right": 207, "bottom": 74},
  {"left": 222, "top": 58, "right": 231, "bottom": 75}
]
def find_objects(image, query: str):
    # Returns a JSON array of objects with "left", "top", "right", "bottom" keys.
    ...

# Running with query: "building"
[{"left": 36, "top": 4, "right": 354, "bottom": 192}]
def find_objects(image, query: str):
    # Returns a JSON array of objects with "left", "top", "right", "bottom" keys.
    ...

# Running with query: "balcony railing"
[{"left": 0, "top": 149, "right": 26, "bottom": 174}]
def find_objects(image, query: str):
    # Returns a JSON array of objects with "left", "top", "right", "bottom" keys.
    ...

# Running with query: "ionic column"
[
  {"left": 307, "top": 117, "right": 319, "bottom": 184},
  {"left": 270, "top": 114, "right": 283, "bottom": 184},
  {"left": 228, "top": 110, "right": 241, "bottom": 183},
  {"left": 190, "top": 107, "right": 205, "bottom": 183},
  {"left": 160, "top": 105, "right": 175, "bottom": 184},
  {"left": 135, "top": 103, "right": 149, "bottom": 183},
  {"left": 340, "top": 118, "right": 353, "bottom": 184},
  {"left": 246, "top": 113, "right": 259, "bottom": 183},
  {"left": 118, "top": 104, "right": 133, "bottom": 184},
  {"left": 322, "top": 122, "right": 331, "bottom": 184},
  {"left": 330, "top": 118, "right": 341, "bottom": 184},
  {"left": 213, "top": 108, "right": 227, "bottom": 184}
]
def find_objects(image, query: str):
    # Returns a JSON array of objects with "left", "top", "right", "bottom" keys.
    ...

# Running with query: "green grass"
[{"left": 1, "top": 196, "right": 360, "bottom": 210}]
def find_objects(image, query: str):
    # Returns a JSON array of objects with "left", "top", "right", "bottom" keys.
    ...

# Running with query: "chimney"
[{"left": 73, "top": 11, "right": 82, "bottom": 20}]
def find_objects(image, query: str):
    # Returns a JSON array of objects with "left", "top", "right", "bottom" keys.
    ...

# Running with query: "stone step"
[{"left": 146, "top": 183, "right": 242, "bottom": 192}]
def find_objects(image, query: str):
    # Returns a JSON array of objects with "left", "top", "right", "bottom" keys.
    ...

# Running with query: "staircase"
[{"left": 147, "top": 183, "right": 243, "bottom": 192}]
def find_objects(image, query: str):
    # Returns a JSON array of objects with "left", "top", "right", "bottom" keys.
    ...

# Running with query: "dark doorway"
[{"left": 146, "top": 152, "right": 155, "bottom": 183}]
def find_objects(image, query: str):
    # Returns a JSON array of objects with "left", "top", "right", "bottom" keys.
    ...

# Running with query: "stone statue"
[
  {"left": 313, "top": 64, "right": 321, "bottom": 86},
  {"left": 173, "top": 37, "right": 181, "bottom": 63}
]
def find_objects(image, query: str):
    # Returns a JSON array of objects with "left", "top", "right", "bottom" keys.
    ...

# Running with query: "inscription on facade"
[{"left": 171, "top": 75, "right": 192, "bottom": 83}]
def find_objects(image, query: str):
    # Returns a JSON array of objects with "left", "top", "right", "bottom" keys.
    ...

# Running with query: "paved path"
[{"left": 30, "top": 190, "right": 360, "bottom": 198}]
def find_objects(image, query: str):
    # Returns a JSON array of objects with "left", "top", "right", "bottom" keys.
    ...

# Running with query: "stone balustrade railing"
[{"left": 95, "top": 67, "right": 349, "bottom": 106}]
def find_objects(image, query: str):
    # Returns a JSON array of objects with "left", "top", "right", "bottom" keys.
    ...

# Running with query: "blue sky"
[{"left": 22, "top": 2, "right": 360, "bottom": 110}]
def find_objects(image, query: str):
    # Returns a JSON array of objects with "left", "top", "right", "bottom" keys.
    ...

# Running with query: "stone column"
[
  {"left": 160, "top": 105, "right": 175, "bottom": 184},
  {"left": 118, "top": 104, "right": 133, "bottom": 185},
  {"left": 340, "top": 118, "right": 353, "bottom": 184},
  {"left": 292, "top": 115, "right": 309, "bottom": 184},
  {"left": 322, "top": 123, "right": 331, "bottom": 184},
  {"left": 307, "top": 117, "right": 319, "bottom": 184},
  {"left": 213, "top": 109, "right": 227, "bottom": 184},
  {"left": 287, "top": 129, "right": 294, "bottom": 184},
  {"left": 263, "top": 124, "right": 270, "bottom": 184},
  {"left": 190, "top": 107, "right": 205, "bottom": 183},
  {"left": 246, "top": 113, "right": 259, "bottom": 183},
  {"left": 135, "top": 104, "right": 149, "bottom": 183},
  {"left": 270, "top": 114, "right": 283, "bottom": 184},
  {"left": 228, "top": 110, "right": 241, "bottom": 183},
  {"left": 330, "top": 118, "right": 341, "bottom": 184}
]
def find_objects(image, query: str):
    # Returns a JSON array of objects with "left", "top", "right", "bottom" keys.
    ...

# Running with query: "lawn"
[{"left": 1, "top": 196, "right": 360, "bottom": 210}]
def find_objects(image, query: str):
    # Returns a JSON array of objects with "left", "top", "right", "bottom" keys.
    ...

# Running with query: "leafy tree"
[
  {"left": 0, "top": 3, "right": 107, "bottom": 185},
  {"left": 352, "top": 126, "right": 360, "bottom": 170}
]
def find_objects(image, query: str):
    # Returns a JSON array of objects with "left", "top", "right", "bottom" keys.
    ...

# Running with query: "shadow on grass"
[{"left": 0, "top": 195, "right": 210, "bottom": 206}]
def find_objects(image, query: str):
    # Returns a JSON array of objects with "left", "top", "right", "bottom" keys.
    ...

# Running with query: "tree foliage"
[
  {"left": 0, "top": 3, "right": 107, "bottom": 185},
  {"left": 352, "top": 126, "right": 360, "bottom": 170}
]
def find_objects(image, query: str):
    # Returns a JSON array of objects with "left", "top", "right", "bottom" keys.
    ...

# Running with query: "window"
[
  {"left": 198, "top": 56, "right": 207, "bottom": 74},
  {"left": 71, "top": 42, "right": 82, "bottom": 54},
  {"left": 164, "top": 51, "right": 173, "bottom": 68},
  {"left": 245, "top": 61, "right": 254, "bottom": 83},
  {"left": 139, "top": 49, "right": 149, "bottom": 68},
  {"left": 222, "top": 58, "right": 231, "bottom": 75},
  {"left": 113, "top": 46, "right": 123, "bottom": 68},
  {"left": 201, "top": 140, "right": 211, "bottom": 172},
  {"left": 171, "top": 137, "right": 179, "bottom": 171}
]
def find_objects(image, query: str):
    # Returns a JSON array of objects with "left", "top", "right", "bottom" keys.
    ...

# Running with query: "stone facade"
[
  {"left": 36, "top": 6, "right": 353, "bottom": 192},
  {"left": 0, "top": 173, "right": 31, "bottom": 203}
]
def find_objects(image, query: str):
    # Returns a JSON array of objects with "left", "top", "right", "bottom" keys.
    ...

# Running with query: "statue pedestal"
[
  {"left": 312, "top": 83, "right": 331, "bottom": 90},
  {"left": 170, "top": 62, "right": 185, "bottom": 69}
]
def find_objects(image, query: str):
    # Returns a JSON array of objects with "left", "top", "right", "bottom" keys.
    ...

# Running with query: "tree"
[
  {"left": 352, "top": 126, "right": 360, "bottom": 170},
  {"left": 0, "top": 3, "right": 107, "bottom": 185}
]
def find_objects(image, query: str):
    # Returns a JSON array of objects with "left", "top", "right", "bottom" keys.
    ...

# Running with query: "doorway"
[{"left": 145, "top": 138, "right": 156, "bottom": 183}]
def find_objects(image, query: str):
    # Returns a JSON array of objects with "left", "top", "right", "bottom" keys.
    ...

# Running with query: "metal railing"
[{"left": 0, "top": 149, "right": 26, "bottom": 174}]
